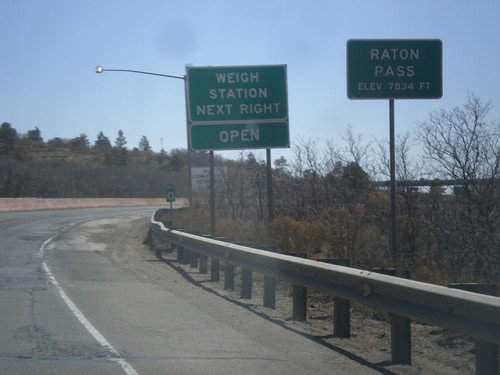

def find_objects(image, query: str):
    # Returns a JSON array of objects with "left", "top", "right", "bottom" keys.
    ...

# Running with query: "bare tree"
[
  {"left": 416, "top": 93, "right": 500, "bottom": 282},
  {"left": 216, "top": 153, "right": 255, "bottom": 219},
  {"left": 375, "top": 132, "right": 425, "bottom": 262},
  {"left": 338, "top": 125, "right": 375, "bottom": 178}
]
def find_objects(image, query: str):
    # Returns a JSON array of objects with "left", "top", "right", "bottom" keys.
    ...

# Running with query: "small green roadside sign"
[
  {"left": 186, "top": 65, "right": 289, "bottom": 151},
  {"left": 166, "top": 184, "right": 176, "bottom": 203},
  {"left": 347, "top": 39, "right": 442, "bottom": 99}
]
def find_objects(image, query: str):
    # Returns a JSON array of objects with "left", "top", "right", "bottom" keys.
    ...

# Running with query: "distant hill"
[{"left": 0, "top": 123, "right": 190, "bottom": 198}]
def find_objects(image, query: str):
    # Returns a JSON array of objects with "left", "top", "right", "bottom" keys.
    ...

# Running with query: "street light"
[
  {"left": 95, "top": 65, "right": 192, "bottom": 205},
  {"left": 95, "top": 65, "right": 184, "bottom": 81}
]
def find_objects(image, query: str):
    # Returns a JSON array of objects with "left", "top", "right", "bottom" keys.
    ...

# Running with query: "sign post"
[{"left": 347, "top": 39, "right": 442, "bottom": 266}]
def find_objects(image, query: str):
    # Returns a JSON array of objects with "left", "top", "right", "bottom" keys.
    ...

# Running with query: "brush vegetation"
[{"left": 3, "top": 94, "right": 499, "bottom": 285}]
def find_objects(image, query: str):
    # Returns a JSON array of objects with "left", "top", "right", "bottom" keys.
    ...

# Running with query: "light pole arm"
[
  {"left": 95, "top": 66, "right": 185, "bottom": 80},
  {"left": 95, "top": 64, "right": 192, "bottom": 205}
]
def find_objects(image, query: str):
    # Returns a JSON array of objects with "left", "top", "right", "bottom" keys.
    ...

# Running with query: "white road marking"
[{"left": 39, "top": 236, "right": 139, "bottom": 375}]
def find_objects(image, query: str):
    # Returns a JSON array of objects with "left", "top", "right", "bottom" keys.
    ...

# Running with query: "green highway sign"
[
  {"left": 166, "top": 184, "right": 176, "bottom": 202},
  {"left": 187, "top": 65, "right": 288, "bottom": 123},
  {"left": 347, "top": 39, "right": 442, "bottom": 99},
  {"left": 190, "top": 122, "right": 289, "bottom": 151},
  {"left": 186, "top": 65, "right": 289, "bottom": 151}
]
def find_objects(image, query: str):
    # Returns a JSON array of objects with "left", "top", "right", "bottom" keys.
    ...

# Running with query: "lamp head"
[{"left": 96, "top": 66, "right": 104, "bottom": 74}]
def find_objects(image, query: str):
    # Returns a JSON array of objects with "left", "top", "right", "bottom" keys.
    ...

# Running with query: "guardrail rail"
[{"left": 150, "top": 215, "right": 500, "bottom": 374}]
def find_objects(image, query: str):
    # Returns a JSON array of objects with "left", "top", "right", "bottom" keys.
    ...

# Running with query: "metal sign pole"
[
  {"left": 184, "top": 76, "right": 193, "bottom": 207},
  {"left": 209, "top": 151, "right": 216, "bottom": 236},
  {"left": 389, "top": 99, "right": 397, "bottom": 263},
  {"left": 266, "top": 148, "right": 274, "bottom": 221}
]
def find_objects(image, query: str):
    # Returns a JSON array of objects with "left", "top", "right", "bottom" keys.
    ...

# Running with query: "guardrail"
[{"left": 150, "top": 216, "right": 500, "bottom": 374}]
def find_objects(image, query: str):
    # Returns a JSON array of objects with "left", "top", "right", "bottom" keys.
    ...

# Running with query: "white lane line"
[{"left": 39, "top": 236, "right": 139, "bottom": 375}]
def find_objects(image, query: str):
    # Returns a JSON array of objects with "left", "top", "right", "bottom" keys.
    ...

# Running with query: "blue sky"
[{"left": 1, "top": 0, "right": 499, "bottom": 163}]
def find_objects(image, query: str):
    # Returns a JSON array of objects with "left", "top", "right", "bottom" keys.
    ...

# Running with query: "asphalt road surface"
[{"left": 0, "top": 207, "right": 381, "bottom": 374}]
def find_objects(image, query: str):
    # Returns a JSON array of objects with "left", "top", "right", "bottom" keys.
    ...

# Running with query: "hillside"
[{"left": 0, "top": 127, "right": 190, "bottom": 198}]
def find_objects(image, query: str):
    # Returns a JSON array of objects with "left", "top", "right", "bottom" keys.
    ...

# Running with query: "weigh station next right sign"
[
  {"left": 186, "top": 65, "right": 289, "bottom": 151},
  {"left": 347, "top": 39, "right": 442, "bottom": 99}
]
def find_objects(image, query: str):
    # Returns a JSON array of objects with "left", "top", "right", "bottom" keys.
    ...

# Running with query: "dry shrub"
[
  {"left": 321, "top": 204, "right": 365, "bottom": 259},
  {"left": 269, "top": 216, "right": 325, "bottom": 257},
  {"left": 298, "top": 220, "right": 326, "bottom": 257},
  {"left": 349, "top": 227, "right": 390, "bottom": 269},
  {"left": 216, "top": 217, "right": 271, "bottom": 245},
  {"left": 158, "top": 207, "right": 211, "bottom": 234},
  {"left": 158, "top": 208, "right": 272, "bottom": 246},
  {"left": 268, "top": 216, "right": 297, "bottom": 252},
  {"left": 155, "top": 206, "right": 491, "bottom": 286}
]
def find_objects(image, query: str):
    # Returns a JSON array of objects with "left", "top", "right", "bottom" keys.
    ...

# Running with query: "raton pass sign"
[
  {"left": 347, "top": 39, "right": 442, "bottom": 99},
  {"left": 186, "top": 65, "right": 289, "bottom": 151}
]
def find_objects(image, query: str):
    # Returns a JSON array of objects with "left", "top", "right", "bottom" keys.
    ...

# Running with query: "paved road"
[{"left": 0, "top": 207, "right": 380, "bottom": 374}]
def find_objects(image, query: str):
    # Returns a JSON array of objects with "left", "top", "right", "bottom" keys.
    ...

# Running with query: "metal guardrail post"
[
  {"left": 263, "top": 274, "right": 276, "bottom": 309},
  {"left": 260, "top": 246, "right": 276, "bottom": 309},
  {"left": 183, "top": 231, "right": 199, "bottom": 265},
  {"left": 293, "top": 283, "right": 307, "bottom": 321},
  {"left": 208, "top": 237, "right": 227, "bottom": 282},
  {"left": 154, "top": 244, "right": 162, "bottom": 259},
  {"left": 199, "top": 255, "right": 208, "bottom": 274},
  {"left": 224, "top": 263, "right": 235, "bottom": 291},
  {"left": 182, "top": 247, "right": 190, "bottom": 265},
  {"left": 320, "top": 258, "right": 351, "bottom": 338},
  {"left": 291, "top": 253, "right": 308, "bottom": 321},
  {"left": 241, "top": 269, "right": 252, "bottom": 299},
  {"left": 449, "top": 283, "right": 499, "bottom": 375},
  {"left": 232, "top": 241, "right": 253, "bottom": 299},
  {"left": 190, "top": 251, "right": 198, "bottom": 268},
  {"left": 176, "top": 245, "right": 183, "bottom": 262},
  {"left": 200, "top": 234, "right": 212, "bottom": 274},
  {"left": 372, "top": 268, "right": 412, "bottom": 365},
  {"left": 172, "top": 228, "right": 184, "bottom": 262},
  {"left": 211, "top": 258, "right": 220, "bottom": 281}
]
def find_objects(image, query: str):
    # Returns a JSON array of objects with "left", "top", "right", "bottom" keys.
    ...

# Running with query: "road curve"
[{"left": 0, "top": 207, "right": 378, "bottom": 374}]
